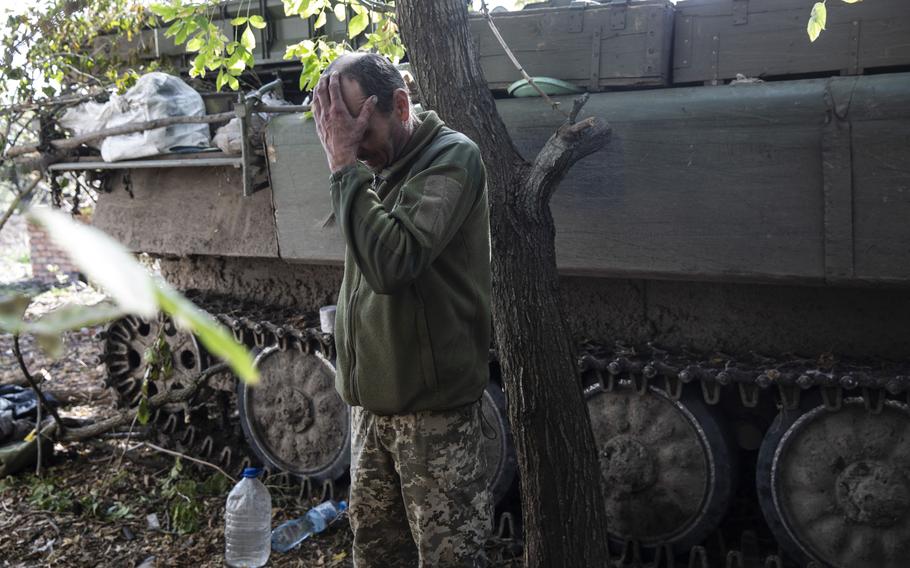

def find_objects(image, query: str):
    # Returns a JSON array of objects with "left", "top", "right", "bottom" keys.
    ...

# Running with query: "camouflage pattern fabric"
[{"left": 349, "top": 400, "right": 492, "bottom": 567}]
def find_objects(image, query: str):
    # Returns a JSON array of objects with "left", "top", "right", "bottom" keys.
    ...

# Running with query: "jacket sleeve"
[{"left": 330, "top": 141, "right": 485, "bottom": 294}]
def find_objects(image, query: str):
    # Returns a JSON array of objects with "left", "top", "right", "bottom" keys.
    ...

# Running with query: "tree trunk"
[{"left": 397, "top": 2, "right": 613, "bottom": 566}]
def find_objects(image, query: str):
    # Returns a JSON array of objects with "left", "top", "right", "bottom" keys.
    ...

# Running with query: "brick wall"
[{"left": 27, "top": 208, "right": 91, "bottom": 284}]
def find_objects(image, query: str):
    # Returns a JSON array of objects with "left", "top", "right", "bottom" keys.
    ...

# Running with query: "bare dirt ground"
[{"left": 0, "top": 215, "right": 522, "bottom": 567}]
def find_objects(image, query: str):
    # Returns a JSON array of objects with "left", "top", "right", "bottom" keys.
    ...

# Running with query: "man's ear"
[{"left": 394, "top": 88, "right": 411, "bottom": 123}]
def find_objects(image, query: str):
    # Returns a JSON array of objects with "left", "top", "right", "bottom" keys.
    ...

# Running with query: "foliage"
[
  {"left": 137, "top": 330, "right": 173, "bottom": 424},
  {"left": 0, "top": 0, "right": 167, "bottom": 170},
  {"left": 159, "top": 459, "right": 205, "bottom": 534},
  {"left": 0, "top": 0, "right": 157, "bottom": 105},
  {"left": 149, "top": 0, "right": 261, "bottom": 91},
  {"left": 157, "top": 460, "right": 232, "bottom": 533},
  {"left": 198, "top": 470, "right": 233, "bottom": 496},
  {"left": 283, "top": 0, "right": 405, "bottom": 90},
  {"left": 0, "top": 209, "right": 259, "bottom": 384},
  {"left": 149, "top": 0, "right": 404, "bottom": 92},
  {"left": 27, "top": 476, "right": 75, "bottom": 512},
  {"left": 19, "top": 469, "right": 135, "bottom": 521},
  {"left": 808, "top": 0, "right": 863, "bottom": 42},
  {"left": 78, "top": 493, "right": 134, "bottom": 520}
]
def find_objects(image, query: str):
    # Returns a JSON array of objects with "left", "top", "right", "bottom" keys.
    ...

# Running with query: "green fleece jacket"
[{"left": 329, "top": 111, "right": 491, "bottom": 415}]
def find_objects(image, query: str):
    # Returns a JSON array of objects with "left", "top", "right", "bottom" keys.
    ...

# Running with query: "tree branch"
[
  {"left": 359, "top": 0, "right": 395, "bottom": 13},
  {"left": 12, "top": 334, "right": 67, "bottom": 435},
  {"left": 60, "top": 362, "right": 228, "bottom": 442},
  {"left": 140, "top": 441, "right": 237, "bottom": 482},
  {"left": 5, "top": 111, "right": 235, "bottom": 158},
  {"left": 0, "top": 174, "right": 42, "bottom": 232},
  {"left": 0, "top": 88, "right": 107, "bottom": 113},
  {"left": 480, "top": 0, "right": 568, "bottom": 117},
  {"left": 528, "top": 96, "right": 611, "bottom": 208}
]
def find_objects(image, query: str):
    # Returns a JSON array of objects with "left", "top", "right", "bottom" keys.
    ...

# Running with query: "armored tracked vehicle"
[{"left": 53, "top": 0, "right": 910, "bottom": 566}]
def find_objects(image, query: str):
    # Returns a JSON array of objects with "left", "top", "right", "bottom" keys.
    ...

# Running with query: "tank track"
[
  {"left": 99, "top": 294, "right": 909, "bottom": 567},
  {"left": 187, "top": 290, "right": 334, "bottom": 361},
  {"left": 162, "top": 291, "right": 334, "bottom": 481},
  {"left": 97, "top": 291, "right": 333, "bottom": 480},
  {"left": 576, "top": 342, "right": 910, "bottom": 568},
  {"left": 576, "top": 342, "right": 910, "bottom": 412}
]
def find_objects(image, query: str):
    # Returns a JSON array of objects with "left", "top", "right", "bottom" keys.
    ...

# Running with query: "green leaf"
[
  {"left": 153, "top": 285, "right": 257, "bottom": 384},
  {"left": 28, "top": 303, "right": 124, "bottom": 336},
  {"left": 249, "top": 15, "right": 266, "bottom": 29},
  {"left": 807, "top": 1, "right": 827, "bottom": 42},
  {"left": 348, "top": 11, "right": 368, "bottom": 38},
  {"left": 190, "top": 56, "right": 206, "bottom": 77},
  {"left": 241, "top": 25, "right": 256, "bottom": 50},
  {"left": 0, "top": 294, "right": 31, "bottom": 334},
  {"left": 137, "top": 395, "right": 151, "bottom": 425},
  {"left": 216, "top": 69, "right": 227, "bottom": 91},
  {"left": 302, "top": 0, "right": 324, "bottom": 18},
  {"left": 28, "top": 209, "right": 157, "bottom": 318},
  {"left": 164, "top": 20, "right": 183, "bottom": 38},
  {"left": 36, "top": 333, "right": 63, "bottom": 359},
  {"left": 205, "top": 56, "right": 223, "bottom": 71},
  {"left": 228, "top": 51, "right": 246, "bottom": 73},
  {"left": 150, "top": 3, "right": 177, "bottom": 21},
  {"left": 314, "top": 10, "right": 327, "bottom": 29},
  {"left": 333, "top": 3, "right": 346, "bottom": 22},
  {"left": 175, "top": 26, "right": 190, "bottom": 45},
  {"left": 198, "top": 472, "right": 232, "bottom": 496},
  {"left": 186, "top": 36, "right": 204, "bottom": 52},
  {"left": 230, "top": 16, "right": 248, "bottom": 26}
]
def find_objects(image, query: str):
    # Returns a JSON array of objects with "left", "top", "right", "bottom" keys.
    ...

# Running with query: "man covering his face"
[{"left": 312, "top": 52, "right": 493, "bottom": 567}]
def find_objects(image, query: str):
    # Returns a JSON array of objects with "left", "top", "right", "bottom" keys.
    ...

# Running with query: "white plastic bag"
[
  {"left": 59, "top": 73, "right": 210, "bottom": 162},
  {"left": 212, "top": 92, "right": 290, "bottom": 155},
  {"left": 58, "top": 101, "right": 113, "bottom": 149}
]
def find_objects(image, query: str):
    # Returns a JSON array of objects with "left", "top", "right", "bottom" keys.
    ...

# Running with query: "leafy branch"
[
  {"left": 150, "top": 0, "right": 403, "bottom": 93},
  {"left": 808, "top": 0, "right": 863, "bottom": 42},
  {"left": 0, "top": 208, "right": 259, "bottom": 385},
  {"left": 149, "top": 0, "right": 264, "bottom": 91}
]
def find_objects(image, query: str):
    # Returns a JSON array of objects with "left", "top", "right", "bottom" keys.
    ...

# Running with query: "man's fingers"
[
  {"left": 314, "top": 76, "right": 329, "bottom": 113},
  {"left": 328, "top": 73, "right": 350, "bottom": 117},
  {"left": 357, "top": 95, "right": 378, "bottom": 127}
]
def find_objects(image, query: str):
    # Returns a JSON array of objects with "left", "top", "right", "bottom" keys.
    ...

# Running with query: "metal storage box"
[
  {"left": 673, "top": 0, "right": 910, "bottom": 85},
  {"left": 469, "top": 0, "right": 675, "bottom": 91}
]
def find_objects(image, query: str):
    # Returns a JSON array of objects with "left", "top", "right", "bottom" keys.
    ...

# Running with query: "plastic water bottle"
[
  {"left": 271, "top": 500, "right": 348, "bottom": 553},
  {"left": 225, "top": 467, "right": 271, "bottom": 568}
]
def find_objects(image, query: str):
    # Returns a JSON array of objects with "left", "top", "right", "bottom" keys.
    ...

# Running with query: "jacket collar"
[{"left": 379, "top": 110, "right": 445, "bottom": 183}]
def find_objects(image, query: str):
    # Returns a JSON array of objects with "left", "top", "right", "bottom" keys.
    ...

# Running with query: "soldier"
[{"left": 311, "top": 52, "right": 493, "bottom": 568}]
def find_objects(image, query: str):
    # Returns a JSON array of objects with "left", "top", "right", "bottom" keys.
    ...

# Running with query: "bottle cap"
[
  {"left": 242, "top": 467, "right": 262, "bottom": 478},
  {"left": 338, "top": 500, "right": 348, "bottom": 511}
]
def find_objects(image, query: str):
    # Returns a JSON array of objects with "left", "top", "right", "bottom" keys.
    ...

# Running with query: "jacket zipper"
[
  {"left": 347, "top": 272, "right": 362, "bottom": 406},
  {"left": 346, "top": 174, "right": 386, "bottom": 406}
]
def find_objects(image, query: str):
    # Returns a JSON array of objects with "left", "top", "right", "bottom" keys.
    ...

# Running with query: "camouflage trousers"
[{"left": 349, "top": 401, "right": 492, "bottom": 568}]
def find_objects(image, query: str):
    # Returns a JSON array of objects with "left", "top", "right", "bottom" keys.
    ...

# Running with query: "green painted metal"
[{"left": 262, "top": 72, "right": 910, "bottom": 286}]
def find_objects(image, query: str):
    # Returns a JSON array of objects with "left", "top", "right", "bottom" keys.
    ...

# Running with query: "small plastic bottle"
[
  {"left": 271, "top": 499, "right": 348, "bottom": 553},
  {"left": 225, "top": 467, "right": 272, "bottom": 568}
]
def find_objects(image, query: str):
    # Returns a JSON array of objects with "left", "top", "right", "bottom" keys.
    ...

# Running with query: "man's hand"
[{"left": 312, "top": 72, "right": 377, "bottom": 174}]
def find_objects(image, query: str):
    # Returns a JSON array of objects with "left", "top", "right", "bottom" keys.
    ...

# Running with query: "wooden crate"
[
  {"left": 673, "top": 0, "right": 910, "bottom": 85},
  {"left": 469, "top": 0, "right": 675, "bottom": 91}
]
